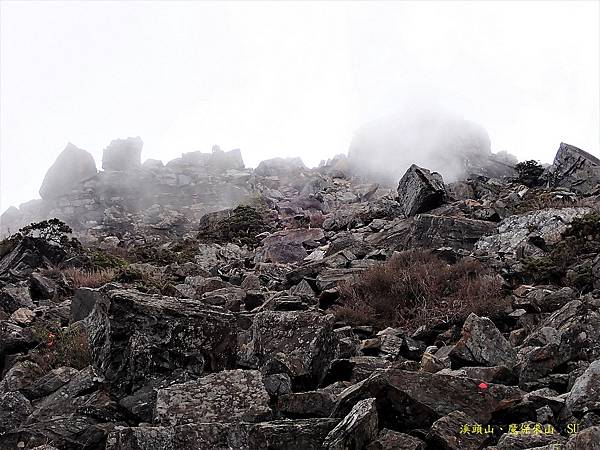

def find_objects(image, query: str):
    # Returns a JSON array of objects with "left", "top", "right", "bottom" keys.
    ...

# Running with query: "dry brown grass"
[
  {"left": 334, "top": 249, "right": 509, "bottom": 331},
  {"left": 62, "top": 267, "right": 116, "bottom": 288}
]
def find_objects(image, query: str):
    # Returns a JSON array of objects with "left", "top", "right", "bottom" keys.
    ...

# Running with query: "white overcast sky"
[{"left": 1, "top": 1, "right": 599, "bottom": 212}]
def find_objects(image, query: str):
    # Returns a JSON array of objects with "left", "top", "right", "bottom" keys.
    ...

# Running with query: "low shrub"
[
  {"left": 334, "top": 249, "right": 508, "bottom": 331},
  {"left": 31, "top": 324, "right": 91, "bottom": 371},
  {"left": 89, "top": 249, "right": 129, "bottom": 269}
]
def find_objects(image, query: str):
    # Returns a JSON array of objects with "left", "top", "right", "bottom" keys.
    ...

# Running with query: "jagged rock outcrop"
[
  {"left": 546, "top": 142, "right": 600, "bottom": 194},
  {"left": 86, "top": 289, "right": 238, "bottom": 396},
  {"left": 102, "top": 136, "right": 143, "bottom": 171},
  {"left": 39, "top": 143, "right": 97, "bottom": 200}
]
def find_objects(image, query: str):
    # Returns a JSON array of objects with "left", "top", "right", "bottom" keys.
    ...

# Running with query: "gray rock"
[
  {"left": 0, "top": 360, "right": 44, "bottom": 394},
  {"left": 39, "top": 143, "right": 97, "bottom": 199},
  {"left": 323, "top": 398, "right": 378, "bottom": 450},
  {"left": 566, "top": 425, "right": 600, "bottom": 449},
  {"left": 245, "top": 310, "right": 336, "bottom": 389},
  {"left": 427, "top": 410, "right": 489, "bottom": 450},
  {"left": 107, "top": 419, "right": 340, "bottom": 450},
  {"left": 154, "top": 369, "right": 271, "bottom": 426},
  {"left": 517, "top": 299, "right": 600, "bottom": 385},
  {"left": 29, "top": 272, "right": 56, "bottom": 300},
  {"left": 546, "top": 142, "right": 600, "bottom": 195},
  {"left": 369, "top": 214, "right": 497, "bottom": 252},
  {"left": 71, "top": 287, "right": 105, "bottom": 322},
  {"left": 263, "top": 373, "right": 292, "bottom": 397},
  {"left": 0, "top": 391, "right": 32, "bottom": 434},
  {"left": 277, "top": 388, "right": 338, "bottom": 419},
  {"left": 255, "top": 157, "right": 306, "bottom": 177},
  {"left": 0, "top": 282, "right": 34, "bottom": 315},
  {"left": 257, "top": 228, "right": 324, "bottom": 264},
  {"left": 495, "top": 423, "right": 566, "bottom": 449},
  {"left": 334, "top": 366, "right": 524, "bottom": 429},
  {"left": 475, "top": 207, "right": 592, "bottom": 259},
  {"left": 397, "top": 164, "right": 447, "bottom": 217},
  {"left": 86, "top": 289, "right": 238, "bottom": 396},
  {"left": 450, "top": 313, "right": 517, "bottom": 368},
  {"left": 566, "top": 359, "right": 600, "bottom": 415},
  {"left": 102, "top": 136, "right": 143, "bottom": 171},
  {"left": 21, "top": 366, "right": 79, "bottom": 400},
  {"left": 367, "top": 429, "right": 425, "bottom": 450}
]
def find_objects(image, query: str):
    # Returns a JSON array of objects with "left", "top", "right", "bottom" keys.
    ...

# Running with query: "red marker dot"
[{"left": 478, "top": 382, "right": 489, "bottom": 390}]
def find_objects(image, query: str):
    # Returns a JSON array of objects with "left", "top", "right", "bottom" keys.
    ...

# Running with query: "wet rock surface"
[{"left": 2, "top": 141, "right": 600, "bottom": 449}]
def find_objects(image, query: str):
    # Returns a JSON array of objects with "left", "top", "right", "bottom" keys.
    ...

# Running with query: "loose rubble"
[{"left": 1, "top": 140, "right": 600, "bottom": 449}]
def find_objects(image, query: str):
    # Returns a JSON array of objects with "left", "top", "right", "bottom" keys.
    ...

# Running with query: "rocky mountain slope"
[{"left": 1, "top": 140, "right": 600, "bottom": 449}]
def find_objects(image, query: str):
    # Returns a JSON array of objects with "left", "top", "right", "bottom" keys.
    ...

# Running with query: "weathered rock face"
[
  {"left": 107, "top": 419, "right": 340, "bottom": 450},
  {"left": 450, "top": 313, "right": 517, "bottom": 368},
  {"left": 427, "top": 411, "right": 489, "bottom": 450},
  {"left": 244, "top": 310, "right": 336, "bottom": 389},
  {"left": 86, "top": 289, "right": 238, "bottom": 396},
  {"left": 102, "top": 136, "right": 143, "bottom": 171},
  {"left": 565, "top": 359, "right": 600, "bottom": 416},
  {"left": 397, "top": 165, "right": 447, "bottom": 216},
  {"left": 516, "top": 298, "right": 600, "bottom": 385},
  {"left": 323, "top": 397, "right": 378, "bottom": 450},
  {"left": 368, "top": 214, "right": 497, "bottom": 252},
  {"left": 256, "top": 228, "right": 325, "bottom": 264},
  {"left": 475, "top": 207, "right": 592, "bottom": 259},
  {"left": 566, "top": 426, "right": 600, "bottom": 449},
  {"left": 333, "top": 367, "right": 524, "bottom": 429},
  {"left": 39, "top": 143, "right": 97, "bottom": 200},
  {"left": 154, "top": 369, "right": 271, "bottom": 426},
  {"left": 546, "top": 142, "right": 600, "bottom": 194}
]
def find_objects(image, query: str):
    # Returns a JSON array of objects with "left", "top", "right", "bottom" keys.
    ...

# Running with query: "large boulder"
[
  {"left": 244, "top": 310, "right": 337, "bottom": 390},
  {"left": 397, "top": 165, "right": 447, "bottom": 216},
  {"left": 154, "top": 369, "right": 272, "bottom": 426},
  {"left": 0, "top": 366, "right": 118, "bottom": 450},
  {"left": 39, "top": 143, "right": 97, "bottom": 199},
  {"left": 256, "top": 228, "right": 325, "bottom": 264},
  {"left": 333, "top": 366, "right": 524, "bottom": 430},
  {"left": 565, "top": 358, "right": 600, "bottom": 416},
  {"left": 546, "top": 142, "right": 600, "bottom": 195},
  {"left": 475, "top": 207, "right": 592, "bottom": 259},
  {"left": 102, "top": 136, "right": 143, "bottom": 171},
  {"left": 323, "top": 398, "right": 378, "bottom": 450},
  {"left": 450, "top": 313, "right": 517, "bottom": 368},
  {"left": 367, "top": 214, "right": 497, "bottom": 252},
  {"left": 106, "top": 419, "right": 340, "bottom": 450},
  {"left": 86, "top": 289, "right": 238, "bottom": 396},
  {"left": 255, "top": 157, "right": 306, "bottom": 177}
]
